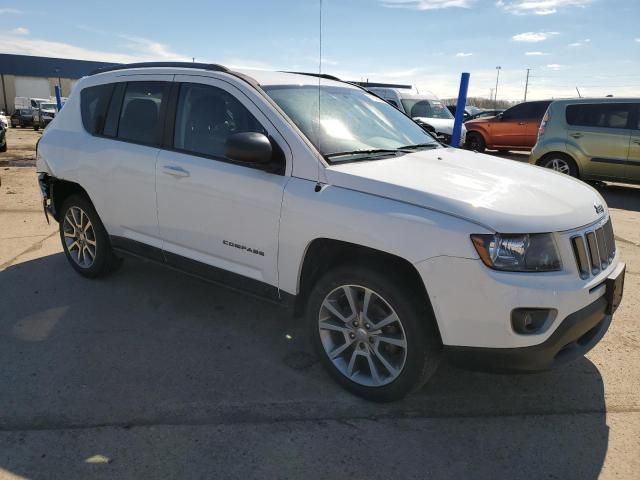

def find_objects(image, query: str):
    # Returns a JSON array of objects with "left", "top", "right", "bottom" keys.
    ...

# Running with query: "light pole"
[
  {"left": 55, "top": 68, "right": 62, "bottom": 94},
  {"left": 494, "top": 66, "right": 501, "bottom": 108}
]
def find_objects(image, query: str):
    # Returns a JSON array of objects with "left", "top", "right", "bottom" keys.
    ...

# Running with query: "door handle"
[
  {"left": 570, "top": 132, "right": 583, "bottom": 139},
  {"left": 162, "top": 165, "right": 190, "bottom": 178},
  {"left": 518, "top": 122, "right": 526, "bottom": 125}
]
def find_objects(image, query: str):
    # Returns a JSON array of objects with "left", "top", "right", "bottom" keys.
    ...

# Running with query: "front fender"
[{"left": 278, "top": 177, "right": 484, "bottom": 295}]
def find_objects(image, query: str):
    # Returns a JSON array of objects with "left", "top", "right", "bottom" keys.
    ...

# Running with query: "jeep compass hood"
[{"left": 325, "top": 148, "right": 605, "bottom": 233}]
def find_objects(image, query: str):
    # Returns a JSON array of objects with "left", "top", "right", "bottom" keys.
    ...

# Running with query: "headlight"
[{"left": 471, "top": 233, "right": 561, "bottom": 272}]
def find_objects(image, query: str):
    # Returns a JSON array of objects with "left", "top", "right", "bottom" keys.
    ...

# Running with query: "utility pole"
[
  {"left": 494, "top": 66, "right": 501, "bottom": 108},
  {"left": 489, "top": 88, "right": 494, "bottom": 103},
  {"left": 524, "top": 68, "right": 530, "bottom": 102}
]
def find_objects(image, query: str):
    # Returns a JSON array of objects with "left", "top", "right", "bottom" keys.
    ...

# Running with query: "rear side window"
[
  {"left": 80, "top": 84, "right": 114, "bottom": 135},
  {"left": 173, "top": 83, "right": 266, "bottom": 159},
  {"left": 502, "top": 102, "right": 533, "bottom": 120},
  {"left": 566, "top": 103, "right": 632, "bottom": 129},
  {"left": 117, "top": 82, "right": 167, "bottom": 146}
]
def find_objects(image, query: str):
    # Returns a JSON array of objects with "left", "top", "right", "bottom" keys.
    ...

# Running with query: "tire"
[
  {"left": 0, "top": 142, "right": 6, "bottom": 153},
  {"left": 539, "top": 153, "right": 578, "bottom": 178},
  {"left": 466, "top": 132, "right": 486, "bottom": 153},
  {"left": 33, "top": 124, "right": 40, "bottom": 131},
  {"left": 307, "top": 264, "right": 441, "bottom": 402},
  {"left": 59, "top": 194, "right": 120, "bottom": 278}
]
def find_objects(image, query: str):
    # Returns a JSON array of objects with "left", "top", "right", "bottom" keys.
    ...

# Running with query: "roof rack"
[
  {"left": 89, "top": 62, "right": 229, "bottom": 76},
  {"left": 283, "top": 71, "right": 343, "bottom": 82}
]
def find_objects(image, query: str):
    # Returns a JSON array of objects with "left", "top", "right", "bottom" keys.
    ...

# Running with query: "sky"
[{"left": 1, "top": 0, "right": 638, "bottom": 101}]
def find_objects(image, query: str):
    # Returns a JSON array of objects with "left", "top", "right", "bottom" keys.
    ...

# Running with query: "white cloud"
[
  {"left": 10, "top": 27, "right": 29, "bottom": 35},
  {"left": 546, "top": 63, "right": 565, "bottom": 70},
  {"left": 636, "top": 38, "right": 640, "bottom": 43},
  {"left": 0, "top": 8, "right": 22, "bottom": 14},
  {"left": 455, "top": 52, "right": 473, "bottom": 57},
  {"left": 497, "top": 0, "right": 591, "bottom": 15},
  {"left": 525, "top": 51, "right": 547, "bottom": 55},
  {"left": 568, "top": 38, "right": 590, "bottom": 47},
  {"left": 512, "top": 31, "right": 559, "bottom": 42},
  {"left": 380, "top": 0, "right": 475, "bottom": 10},
  {"left": 0, "top": 33, "right": 190, "bottom": 63}
]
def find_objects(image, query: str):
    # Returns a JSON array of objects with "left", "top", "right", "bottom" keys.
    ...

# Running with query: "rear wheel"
[
  {"left": 59, "top": 195, "right": 119, "bottom": 278},
  {"left": 307, "top": 265, "right": 441, "bottom": 402},
  {"left": 466, "top": 132, "right": 486, "bottom": 152},
  {"left": 539, "top": 153, "right": 578, "bottom": 177}
]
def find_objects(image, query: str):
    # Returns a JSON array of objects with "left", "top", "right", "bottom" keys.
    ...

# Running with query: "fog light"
[{"left": 511, "top": 308, "right": 556, "bottom": 334}]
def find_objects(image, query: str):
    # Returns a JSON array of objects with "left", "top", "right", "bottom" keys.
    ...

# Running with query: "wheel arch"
[
  {"left": 294, "top": 238, "right": 442, "bottom": 342},
  {"left": 45, "top": 176, "right": 95, "bottom": 222}
]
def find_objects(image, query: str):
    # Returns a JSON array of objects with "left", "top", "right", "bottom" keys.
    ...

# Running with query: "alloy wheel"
[
  {"left": 318, "top": 285, "right": 407, "bottom": 387},
  {"left": 62, "top": 206, "right": 97, "bottom": 268},
  {"left": 544, "top": 157, "right": 571, "bottom": 175}
]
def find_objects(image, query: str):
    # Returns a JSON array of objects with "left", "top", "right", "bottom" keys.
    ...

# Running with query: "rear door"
[
  {"left": 489, "top": 103, "right": 531, "bottom": 148},
  {"left": 78, "top": 76, "right": 172, "bottom": 252},
  {"left": 627, "top": 103, "right": 640, "bottom": 182},
  {"left": 566, "top": 102, "right": 632, "bottom": 181},
  {"left": 522, "top": 101, "right": 551, "bottom": 148}
]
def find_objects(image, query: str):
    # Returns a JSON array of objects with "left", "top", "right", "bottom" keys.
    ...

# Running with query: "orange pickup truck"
[{"left": 465, "top": 100, "right": 551, "bottom": 153}]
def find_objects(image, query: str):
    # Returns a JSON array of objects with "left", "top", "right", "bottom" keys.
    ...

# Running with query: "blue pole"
[
  {"left": 450, "top": 72, "right": 470, "bottom": 148},
  {"left": 54, "top": 85, "right": 62, "bottom": 111}
]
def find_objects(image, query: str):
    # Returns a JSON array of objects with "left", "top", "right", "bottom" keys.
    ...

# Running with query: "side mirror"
[
  {"left": 225, "top": 132, "right": 272, "bottom": 165},
  {"left": 496, "top": 112, "right": 504, "bottom": 120}
]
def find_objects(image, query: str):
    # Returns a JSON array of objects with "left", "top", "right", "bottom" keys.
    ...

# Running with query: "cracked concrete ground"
[{"left": 0, "top": 129, "right": 639, "bottom": 479}]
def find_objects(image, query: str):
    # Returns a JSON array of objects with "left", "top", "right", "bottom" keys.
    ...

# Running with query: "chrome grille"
[{"left": 571, "top": 219, "right": 616, "bottom": 279}]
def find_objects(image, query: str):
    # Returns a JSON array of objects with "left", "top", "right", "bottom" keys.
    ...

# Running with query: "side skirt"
[{"left": 110, "top": 235, "right": 295, "bottom": 309}]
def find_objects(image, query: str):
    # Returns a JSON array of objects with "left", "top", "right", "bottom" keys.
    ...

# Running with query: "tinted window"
[
  {"left": 530, "top": 101, "right": 551, "bottom": 119},
  {"left": 117, "top": 82, "right": 167, "bottom": 145},
  {"left": 173, "top": 83, "right": 266, "bottom": 159},
  {"left": 80, "top": 83, "right": 114, "bottom": 134},
  {"left": 566, "top": 103, "right": 632, "bottom": 129},
  {"left": 502, "top": 103, "right": 533, "bottom": 120}
]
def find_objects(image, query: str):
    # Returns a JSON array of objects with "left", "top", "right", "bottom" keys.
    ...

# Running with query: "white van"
[
  {"left": 367, "top": 87, "right": 465, "bottom": 145},
  {"left": 14, "top": 97, "right": 50, "bottom": 112}
]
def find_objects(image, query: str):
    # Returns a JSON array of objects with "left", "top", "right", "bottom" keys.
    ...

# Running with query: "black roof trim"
[
  {"left": 283, "top": 71, "right": 343, "bottom": 82},
  {"left": 90, "top": 62, "right": 230, "bottom": 76}
]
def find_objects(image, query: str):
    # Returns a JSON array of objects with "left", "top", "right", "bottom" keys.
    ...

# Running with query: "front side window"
[
  {"left": 80, "top": 83, "right": 114, "bottom": 135},
  {"left": 401, "top": 98, "right": 453, "bottom": 119},
  {"left": 173, "top": 83, "right": 266, "bottom": 159},
  {"left": 263, "top": 85, "right": 438, "bottom": 160},
  {"left": 117, "top": 82, "right": 167, "bottom": 146},
  {"left": 566, "top": 103, "right": 632, "bottom": 129},
  {"left": 502, "top": 103, "right": 533, "bottom": 121}
]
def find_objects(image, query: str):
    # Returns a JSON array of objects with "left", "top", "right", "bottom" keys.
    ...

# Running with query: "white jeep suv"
[{"left": 36, "top": 63, "right": 625, "bottom": 402}]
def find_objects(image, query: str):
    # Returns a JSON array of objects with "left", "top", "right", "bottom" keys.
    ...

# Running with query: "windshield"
[
  {"left": 41, "top": 103, "right": 56, "bottom": 110},
  {"left": 401, "top": 98, "right": 453, "bottom": 120},
  {"left": 263, "top": 85, "right": 438, "bottom": 161}
]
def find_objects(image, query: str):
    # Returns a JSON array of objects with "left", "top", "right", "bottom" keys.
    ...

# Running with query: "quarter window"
[
  {"left": 566, "top": 103, "right": 632, "bottom": 129},
  {"left": 117, "top": 82, "right": 167, "bottom": 146},
  {"left": 80, "top": 83, "right": 114, "bottom": 135},
  {"left": 173, "top": 83, "right": 266, "bottom": 159}
]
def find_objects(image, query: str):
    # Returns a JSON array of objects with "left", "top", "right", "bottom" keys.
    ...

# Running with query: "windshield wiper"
[
  {"left": 326, "top": 148, "right": 409, "bottom": 160},
  {"left": 395, "top": 143, "right": 440, "bottom": 151}
]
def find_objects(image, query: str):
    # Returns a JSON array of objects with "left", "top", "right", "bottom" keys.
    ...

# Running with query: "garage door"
[{"left": 15, "top": 77, "right": 50, "bottom": 99}]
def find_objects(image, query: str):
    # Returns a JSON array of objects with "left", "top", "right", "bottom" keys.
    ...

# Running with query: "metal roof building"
[{"left": 0, "top": 54, "right": 119, "bottom": 113}]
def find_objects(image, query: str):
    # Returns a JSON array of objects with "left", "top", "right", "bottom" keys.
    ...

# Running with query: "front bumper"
[{"left": 444, "top": 295, "right": 611, "bottom": 372}]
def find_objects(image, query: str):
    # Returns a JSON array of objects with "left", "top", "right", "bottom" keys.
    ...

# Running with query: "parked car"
[
  {"left": 367, "top": 87, "right": 466, "bottom": 145},
  {"left": 10, "top": 109, "right": 34, "bottom": 128},
  {"left": 14, "top": 96, "right": 50, "bottom": 111},
  {"left": 531, "top": 98, "right": 640, "bottom": 184},
  {"left": 0, "top": 110, "right": 8, "bottom": 129},
  {"left": 33, "top": 102, "right": 57, "bottom": 130},
  {"left": 446, "top": 105, "right": 482, "bottom": 121},
  {"left": 0, "top": 124, "right": 6, "bottom": 152},
  {"left": 465, "top": 100, "right": 551, "bottom": 152},
  {"left": 37, "top": 63, "right": 625, "bottom": 402},
  {"left": 466, "top": 109, "right": 504, "bottom": 121}
]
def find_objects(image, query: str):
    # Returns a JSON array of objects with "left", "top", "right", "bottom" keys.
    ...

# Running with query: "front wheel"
[
  {"left": 59, "top": 195, "right": 119, "bottom": 278},
  {"left": 307, "top": 265, "right": 441, "bottom": 402},
  {"left": 33, "top": 124, "right": 40, "bottom": 131},
  {"left": 466, "top": 132, "right": 486, "bottom": 153}
]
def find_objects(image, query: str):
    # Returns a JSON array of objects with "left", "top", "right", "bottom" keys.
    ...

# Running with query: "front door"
[
  {"left": 155, "top": 76, "right": 290, "bottom": 295},
  {"left": 489, "top": 103, "right": 531, "bottom": 148},
  {"left": 626, "top": 104, "right": 640, "bottom": 182},
  {"left": 566, "top": 102, "right": 632, "bottom": 181}
]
